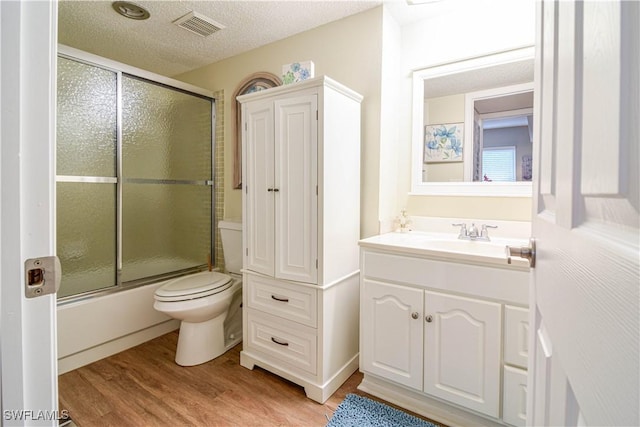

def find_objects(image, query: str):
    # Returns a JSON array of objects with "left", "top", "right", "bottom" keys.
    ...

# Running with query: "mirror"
[{"left": 411, "top": 47, "right": 535, "bottom": 196}]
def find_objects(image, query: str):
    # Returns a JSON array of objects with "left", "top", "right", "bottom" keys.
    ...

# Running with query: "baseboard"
[
  {"left": 58, "top": 320, "right": 179, "bottom": 374},
  {"left": 240, "top": 349, "right": 359, "bottom": 404},
  {"left": 357, "top": 374, "right": 505, "bottom": 427},
  {"left": 315, "top": 353, "right": 359, "bottom": 403}
]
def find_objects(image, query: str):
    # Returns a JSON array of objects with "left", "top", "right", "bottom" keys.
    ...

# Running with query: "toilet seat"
[{"left": 155, "top": 271, "right": 233, "bottom": 302}]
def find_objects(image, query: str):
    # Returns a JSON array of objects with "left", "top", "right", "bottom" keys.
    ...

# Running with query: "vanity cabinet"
[
  {"left": 362, "top": 281, "right": 501, "bottom": 417},
  {"left": 239, "top": 76, "right": 362, "bottom": 404},
  {"left": 359, "top": 242, "right": 530, "bottom": 427}
]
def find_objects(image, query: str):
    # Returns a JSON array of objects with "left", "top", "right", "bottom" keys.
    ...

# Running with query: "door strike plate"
[{"left": 24, "top": 256, "right": 61, "bottom": 298}]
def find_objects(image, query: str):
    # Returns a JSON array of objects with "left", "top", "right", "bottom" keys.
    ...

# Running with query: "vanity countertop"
[{"left": 359, "top": 231, "right": 530, "bottom": 270}]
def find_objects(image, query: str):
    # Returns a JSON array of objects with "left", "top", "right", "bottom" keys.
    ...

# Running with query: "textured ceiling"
[
  {"left": 58, "top": 0, "right": 382, "bottom": 77},
  {"left": 423, "top": 59, "right": 535, "bottom": 99}
]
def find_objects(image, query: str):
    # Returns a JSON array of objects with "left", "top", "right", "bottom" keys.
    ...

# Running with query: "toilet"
[{"left": 153, "top": 219, "right": 243, "bottom": 366}]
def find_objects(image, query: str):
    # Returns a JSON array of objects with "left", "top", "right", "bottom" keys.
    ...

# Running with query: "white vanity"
[{"left": 358, "top": 219, "right": 531, "bottom": 427}]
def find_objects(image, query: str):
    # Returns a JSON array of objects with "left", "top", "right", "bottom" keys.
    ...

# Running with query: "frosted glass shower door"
[
  {"left": 121, "top": 76, "right": 213, "bottom": 283},
  {"left": 56, "top": 57, "right": 117, "bottom": 297}
]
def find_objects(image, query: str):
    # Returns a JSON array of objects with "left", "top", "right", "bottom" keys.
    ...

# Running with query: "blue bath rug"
[{"left": 326, "top": 394, "right": 438, "bottom": 427}]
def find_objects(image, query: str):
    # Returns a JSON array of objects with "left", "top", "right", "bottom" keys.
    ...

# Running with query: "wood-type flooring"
[{"left": 58, "top": 331, "right": 440, "bottom": 427}]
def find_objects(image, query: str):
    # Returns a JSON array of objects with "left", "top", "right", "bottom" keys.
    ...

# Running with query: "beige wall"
[
  {"left": 176, "top": 7, "right": 383, "bottom": 238},
  {"left": 176, "top": 1, "right": 536, "bottom": 239}
]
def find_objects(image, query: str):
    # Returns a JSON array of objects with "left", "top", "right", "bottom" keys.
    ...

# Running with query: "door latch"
[
  {"left": 506, "top": 238, "right": 536, "bottom": 268},
  {"left": 24, "top": 256, "right": 61, "bottom": 298}
]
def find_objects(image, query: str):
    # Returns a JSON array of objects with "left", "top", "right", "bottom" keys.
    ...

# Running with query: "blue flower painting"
[
  {"left": 282, "top": 61, "right": 314, "bottom": 85},
  {"left": 424, "top": 123, "right": 464, "bottom": 163}
]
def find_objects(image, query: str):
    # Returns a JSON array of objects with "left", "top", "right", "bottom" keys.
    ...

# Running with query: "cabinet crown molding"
[{"left": 237, "top": 75, "right": 363, "bottom": 104}]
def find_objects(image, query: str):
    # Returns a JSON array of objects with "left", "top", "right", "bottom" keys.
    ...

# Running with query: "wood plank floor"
[{"left": 59, "top": 331, "right": 442, "bottom": 427}]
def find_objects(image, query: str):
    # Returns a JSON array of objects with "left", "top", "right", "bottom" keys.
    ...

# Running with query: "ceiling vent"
[{"left": 173, "top": 11, "right": 225, "bottom": 37}]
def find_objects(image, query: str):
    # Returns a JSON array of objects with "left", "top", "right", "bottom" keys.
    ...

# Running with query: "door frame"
[{"left": 1, "top": 1, "right": 59, "bottom": 425}]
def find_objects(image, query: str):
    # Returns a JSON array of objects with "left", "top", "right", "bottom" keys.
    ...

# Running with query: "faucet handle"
[
  {"left": 481, "top": 224, "right": 498, "bottom": 237},
  {"left": 452, "top": 223, "right": 467, "bottom": 237}
]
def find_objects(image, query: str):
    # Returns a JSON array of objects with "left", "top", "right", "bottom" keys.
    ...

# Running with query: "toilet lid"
[{"left": 155, "top": 272, "right": 232, "bottom": 299}]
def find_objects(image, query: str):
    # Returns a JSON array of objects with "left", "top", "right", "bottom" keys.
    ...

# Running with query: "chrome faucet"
[
  {"left": 468, "top": 223, "right": 480, "bottom": 239},
  {"left": 452, "top": 223, "right": 497, "bottom": 241},
  {"left": 480, "top": 224, "right": 498, "bottom": 240},
  {"left": 452, "top": 223, "right": 468, "bottom": 239}
]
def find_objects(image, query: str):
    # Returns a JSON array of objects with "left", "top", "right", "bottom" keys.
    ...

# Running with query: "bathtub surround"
[
  {"left": 56, "top": 47, "right": 225, "bottom": 374},
  {"left": 56, "top": 46, "right": 216, "bottom": 299}
]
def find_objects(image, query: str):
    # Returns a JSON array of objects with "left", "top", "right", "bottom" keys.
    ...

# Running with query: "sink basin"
[{"left": 359, "top": 231, "right": 529, "bottom": 268}]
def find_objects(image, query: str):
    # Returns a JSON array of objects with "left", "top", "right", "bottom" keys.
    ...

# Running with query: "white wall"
[
  {"left": 377, "top": 7, "right": 403, "bottom": 232},
  {"left": 392, "top": 0, "right": 536, "bottom": 224}
]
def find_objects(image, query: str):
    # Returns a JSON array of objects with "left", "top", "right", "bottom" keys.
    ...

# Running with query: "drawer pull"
[
  {"left": 425, "top": 315, "right": 433, "bottom": 323},
  {"left": 271, "top": 294, "right": 289, "bottom": 303},
  {"left": 271, "top": 337, "right": 289, "bottom": 346}
]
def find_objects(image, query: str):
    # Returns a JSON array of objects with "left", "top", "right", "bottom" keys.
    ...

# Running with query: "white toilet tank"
[{"left": 218, "top": 219, "right": 242, "bottom": 275}]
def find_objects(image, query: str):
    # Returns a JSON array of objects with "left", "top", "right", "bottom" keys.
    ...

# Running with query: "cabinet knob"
[
  {"left": 425, "top": 315, "right": 433, "bottom": 323},
  {"left": 411, "top": 312, "right": 419, "bottom": 319}
]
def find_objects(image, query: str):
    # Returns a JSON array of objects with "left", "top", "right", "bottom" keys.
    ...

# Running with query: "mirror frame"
[{"left": 411, "top": 46, "right": 535, "bottom": 197}]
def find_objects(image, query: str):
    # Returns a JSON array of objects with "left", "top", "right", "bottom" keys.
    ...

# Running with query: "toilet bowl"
[{"left": 153, "top": 219, "right": 243, "bottom": 366}]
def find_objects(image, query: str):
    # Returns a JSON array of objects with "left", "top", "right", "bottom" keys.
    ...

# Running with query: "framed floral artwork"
[
  {"left": 232, "top": 72, "right": 281, "bottom": 189},
  {"left": 423, "top": 122, "right": 464, "bottom": 163},
  {"left": 282, "top": 61, "right": 314, "bottom": 85}
]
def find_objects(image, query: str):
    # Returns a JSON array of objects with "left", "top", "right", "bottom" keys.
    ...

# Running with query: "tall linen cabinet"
[{"left": 238, "top": 76, "right": 362, "bottom": 403}]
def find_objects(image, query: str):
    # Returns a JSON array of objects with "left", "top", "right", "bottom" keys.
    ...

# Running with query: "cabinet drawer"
[
  {"left": 504, "top": 305, "right": 529, "bottom": 369},
  {"left": 361, "top": 250, "right": 529, "bottom": 305},
  {"left": 246, "top": 309, "right": 317, "bottom": 375},
  {"left": 247, "top": 275, "right": 317, "bottom": 327},
  {"left": 503, "top": 365, "right": 528, "bottom": 427}
]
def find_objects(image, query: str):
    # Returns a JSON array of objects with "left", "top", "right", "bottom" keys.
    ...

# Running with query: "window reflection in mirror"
[{"left": 468, "top": 87, "right": 533, "bottom": 183}]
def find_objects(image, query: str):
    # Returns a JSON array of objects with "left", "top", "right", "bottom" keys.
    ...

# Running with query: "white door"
[
  {"left": 274, "top": 95, "right": 317, "bottom": 283},
  {"left": 243, "top": 101, "right": 275, "bottom": 277},
  {"left": 0, "top": 1, "right": 59, "bottom": 426},
  {"left": 423, "top": 291, "right": 501, "bottom": 418},
  {"left": 528, "top": 1, "right": 639, "bottom": 426}
]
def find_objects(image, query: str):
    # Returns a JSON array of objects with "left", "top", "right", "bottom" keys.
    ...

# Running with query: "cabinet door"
[
  {"left": 274, "top": 95, "right": 317, "bottom": 283},
  {"left": 361, "top": 279, "right": 423, "bottom": 390},
  {"left": 504, "top": 305, "right": 529, "bottom": 369},
  {"left": 424, "top": 291, "right": 501, "bottom": 417},
  {"left": 244, "top": 101, "right": 275, "bottom": 276},
  {"left": 503, "top": 365, "right": 528, "bottom": 427}
]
